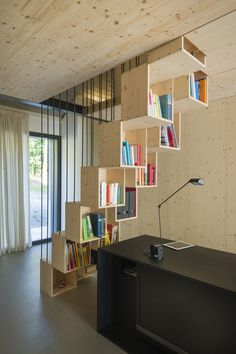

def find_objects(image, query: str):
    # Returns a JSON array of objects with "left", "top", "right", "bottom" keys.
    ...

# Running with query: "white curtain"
[{"left": 0, "top": 107, "right": 31, "bottom": 255}]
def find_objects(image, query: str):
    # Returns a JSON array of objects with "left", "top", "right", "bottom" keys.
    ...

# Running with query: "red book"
[
  {"left": 152, "top": 166, "right": 156, "bottom": 185},
  {"left": 137, "top": 144, "right": 141, "bottom": 166},
  {"left": 107, "top": 224, "right": 113, "bottom": 242},
  {"left": 106, "top": 184, "right": 110, "bottom": 205},
  {"left": 148, "top": 163, "right": 153, "bottom": 185},
  {"left": 167, "top": 126, "right": 174, "bottom": 147}
]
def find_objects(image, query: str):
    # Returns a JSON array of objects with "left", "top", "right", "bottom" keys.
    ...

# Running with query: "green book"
[
  {"left": 82, "top": 217, "right": 88, "bottom": 240},
  {"left": 86, "top": 215, "right": 94, "bottom": 238}
]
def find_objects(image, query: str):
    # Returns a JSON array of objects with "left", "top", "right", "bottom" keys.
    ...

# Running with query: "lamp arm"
[{"left": 158, "top": 180, "right": 190, "bottom": 208}]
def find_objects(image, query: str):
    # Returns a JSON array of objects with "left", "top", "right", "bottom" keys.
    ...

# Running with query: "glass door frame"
[{"left": 29, "top": 132, "right": 61, "bottom": 245}]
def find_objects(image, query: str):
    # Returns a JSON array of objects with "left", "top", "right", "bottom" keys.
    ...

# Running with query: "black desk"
[{"left": 97, "top": 235, "right": 236, "bottom": 354}]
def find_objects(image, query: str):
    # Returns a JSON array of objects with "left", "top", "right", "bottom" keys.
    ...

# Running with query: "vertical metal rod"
[
  {"left": 40, "top": 104, "right": 43, "bottom": 259},
  {"left": 82, "top": 83, "right": 84, "bottom": 167},
  {"left": 52, "top": 97, "right": 55, "bottom": 233},
  {"left": 92, "top": 77, "right": 95, "bottom": 165},
  {"left": 58, "top": 94, "right": 61, "bottom": 233},
  {"left": 112, "top": 68, "right": 115, "bottom": 121},
  {"left": 105, "top": 71, "right": 108, "bottom": 122},
  {"left": 46, "top": 102, "right": 49, "bottom": 262},
  {"left": 66, "top": 90, "right": 69, "bottom": 202},
  {"left": 86, "top": 81, "right": 89, "bottom": 166},
  {"left": 73, "top": 86, "right": 76, "bottom": 202},
  {"left": 90, "top": 79, "right": 93, "bottom": 166},
  {"left": 111, "top": 69, "right": 113, "bottom": 122}
]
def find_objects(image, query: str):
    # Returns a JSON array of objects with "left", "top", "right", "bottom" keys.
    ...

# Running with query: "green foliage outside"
[{"left": 29, "top": 138, "right": 45, "bottom": 178}]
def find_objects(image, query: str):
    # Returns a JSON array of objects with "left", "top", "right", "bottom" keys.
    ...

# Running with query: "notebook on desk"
[{"left": 163, "top": 241, "right": 194, "bottom": 250}]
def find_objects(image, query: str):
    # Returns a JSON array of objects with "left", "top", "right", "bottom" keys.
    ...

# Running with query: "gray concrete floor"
[{"left": 0, "top": 245, "right": 125, "bottom": 354}]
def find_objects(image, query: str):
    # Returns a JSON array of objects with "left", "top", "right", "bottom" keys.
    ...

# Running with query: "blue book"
[
  {"left": 123, "top": 141, "right": 131, "bottom": 165},
  {"left": 159, "top": 94, "right": 172, "bottom": 120},
  {"left": 195, "top": 81, "right": 200, "bottom": 100},
  {"left": 89, "top": 213, "right": 105, "bottom": 237}
]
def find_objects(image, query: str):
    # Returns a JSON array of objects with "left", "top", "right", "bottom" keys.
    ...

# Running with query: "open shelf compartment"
[
  {"left": 174, "top": 71, "right": 208, "bottom": 112},
  {"left": 65, "top": 202, "right": 107, "bottom": 243},
  {"left": 40, "top": 259, "right": 77, "bottom": 297},
  {"left": 98, "top": 121, "right": 147, "bottom": 168},
  {"left": 81, "top": 167, "right": 125, "bottom": 209},
  {"left": 147, "top": 113, "right": 181, "bottom": 152},
  {"left": 107, "top": 187, "right": 138, "bottom": 223},
  {"left": 136, "top": 152, "right": 158, "bottom": 188},
  {"left": 121, "top": 63, "right": 174, "bottom": 129},
  {"left": 148, "top": 35, "right": 206, "bottom": 84}
]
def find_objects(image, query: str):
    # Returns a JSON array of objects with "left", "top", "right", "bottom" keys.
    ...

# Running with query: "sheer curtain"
[{"left": 0, "top": 107, "right": 31, "bottom": 255}]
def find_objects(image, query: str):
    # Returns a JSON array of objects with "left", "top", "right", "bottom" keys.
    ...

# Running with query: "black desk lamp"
[{"left": 150, "top": 178, "right": 204, "bottom": 260}]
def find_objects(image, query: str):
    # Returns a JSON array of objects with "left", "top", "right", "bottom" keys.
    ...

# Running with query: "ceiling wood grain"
[{"left": 0, "top": 0, "right": 235, "bottom": 102}]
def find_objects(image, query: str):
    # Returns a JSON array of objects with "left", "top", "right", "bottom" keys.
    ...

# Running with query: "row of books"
[
  {"left": 189, "top": 73, "right": 207, "bottom": 103},
  {"left": 136, "top": 164, "right": 156, "bottom": 186},
  {"left": 100, "top": 182, "right": 121, "bottom": 207},
  {"left": 82, "top": 244, "right": 92, "bottom": 267},
  {"left": 161, "top": 124, "right": 178, "bottom": 148},
  {"left": 149, "top": 91, "right": 172, "bottom": 120},
  {"left": 82, "top": 213, "right": 105, "bottom": 240},
  {"left": 122, "top": 141, "right": 141, "bottom": 166},
  {"left": 66, "top": 241, "right": 83, "bottom": 271},
  {"left": 107, "top": 224, "right": 118, "bottom": 244}
]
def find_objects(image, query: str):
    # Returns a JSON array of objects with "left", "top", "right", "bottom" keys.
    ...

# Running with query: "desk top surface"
[{"left": 100, "top": 235, "right": 236, "bottom": 294}]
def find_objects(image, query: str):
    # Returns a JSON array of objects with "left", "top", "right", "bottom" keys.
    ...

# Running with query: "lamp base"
[{"left": 150, "top": 244, "right": 164, "bottom": 261}]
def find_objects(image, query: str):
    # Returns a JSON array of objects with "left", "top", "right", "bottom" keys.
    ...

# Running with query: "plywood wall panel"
[{"left": 122, "top": 96, "right": 236, "bottom": 254}]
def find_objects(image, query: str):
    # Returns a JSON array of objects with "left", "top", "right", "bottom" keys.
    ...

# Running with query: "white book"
[
  {"left": 130, "top": 145, "right": 135, "bottom": 166},
  {"left": 100, "top": 182, "right": 107, "bottom": 207},
  {"left": 133, "top": 145, "right": 138, "bottom": 165},
  {"left": 114, "top": 183, "right": 118, "bottom": 204}
]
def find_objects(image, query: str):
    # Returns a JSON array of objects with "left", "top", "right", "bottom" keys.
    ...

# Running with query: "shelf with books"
[
  {"left": 65, "top": 202, "right": 107, "bottom": 243},
  {"left": 121, "top": 63, "right": 174, "bottom": 130},
  {"left": 148, "top": 36, "right": 206, "bottom": 84},
  {"left": 107, "top": 187, "right": 138, "bottom": 223},
  {"left": 98, "top": 121, "right": 147, "bottom": 168},
  {"left": 105, "top": 219, "right": 120, "bottom": 244},
  {"left": 147, "top": 113, "right": 181, "bottom": 152},
  {"left": 174, "top": 71, "right": 208, "bottom": 112},
  {"left": 136, "top": 152, "right": 158, "bottom": 188},
  {"left": 40, "top": 259, "right": 77, "bottom": 297},
  {"left": 81, "top": 167, "right": 125, "bottom": 209},
  {"left": 52, "top": 232, "right": 83, "bottom": 274}
]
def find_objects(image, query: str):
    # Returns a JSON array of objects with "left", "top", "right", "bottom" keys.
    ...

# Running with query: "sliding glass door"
[{"left": 29, "top": 133, "right": 61, "bottom": 243}]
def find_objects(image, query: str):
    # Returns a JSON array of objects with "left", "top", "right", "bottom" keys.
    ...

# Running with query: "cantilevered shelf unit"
[
  {"left": 65, "top": 202, "right": 107, "bottom": 243},
  {"left": 81, "top": 167, "right": 125, "bottom": 209},
  {"left": 98, "top": 121, "right": 147, "bottom": 168},
  {"left": 121, "top": 63, "right": 174, "bottom": 129},
  {"left": 147, "top": 113, "right": 181, "bottom": 152},
  {"left": 40, "top": 34, "right": 208, "bottom": 298},
  {"left": 148, "top": 36, "right": 206, "bottom": 84},
  {"left": 174, "top": 71, "right": 208, "bottom": 112}
]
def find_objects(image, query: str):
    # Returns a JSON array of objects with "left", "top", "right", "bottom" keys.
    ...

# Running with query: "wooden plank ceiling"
[{"left": 0, "top": 0, "right": 235, "bottom": 102}]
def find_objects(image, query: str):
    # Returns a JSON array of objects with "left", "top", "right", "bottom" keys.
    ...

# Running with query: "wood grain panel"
[
  {"left": 0, "top": 1, "right": 235, "bottom": 101},
  {"left": 122, "top": 96, "right": 236, "bottom": 254}
]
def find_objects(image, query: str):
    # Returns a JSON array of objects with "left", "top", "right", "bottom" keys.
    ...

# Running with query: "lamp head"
[{"left": 189, "top": 178, "right": 204, "bottom": 186}]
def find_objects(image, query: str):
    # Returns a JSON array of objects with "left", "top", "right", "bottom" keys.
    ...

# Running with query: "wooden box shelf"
[
  {"left": 52, "top": 232, "right": 80, "bottom": 273},
  {"left": 107, "top": 187, "right": 138, "bottom": 223},
  {"left": 148, "top": 36, "right": 206, "bottom": 84},
  {"left": 147, "top": 113, "right": 181, "bottom": 152},
  {"left": 98, "top": 121, "right": 147, "bottom": 168},
  {"left": 121, "top": 63, "right": 174, "bottom": 128},
  {"left": 136, "top": 152, "right": 158, "bottom": 188},
  {"left": 40, "top": 259, "right": 77, "bottom": 297},
  {"left": 174, "top": 71, "right": 208, "bottom": 112},
  {"left": 65, "top": 202, "right": 107, "bottom": 243},
  {"left": 81, "top": 167, "right": 125, "bottom": 209}
]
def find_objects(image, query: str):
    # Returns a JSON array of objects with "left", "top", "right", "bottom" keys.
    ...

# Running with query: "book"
[
  {"left": 100, "top": 182, "right": 107, "bottom": 207},
  {"left": 198, "top": 78, "right": 207, "bottom": 103},
  {"left": 86, "top": 215, "right": 93, "bottom": 238},
  {"left": 82, "top": 217, "right": 88, "bottom": 240},
  {"left": 159, "top": 94, "right": 172, "bottom": 120},
  {"left": 89, "top": 213, "right": 105, "bottom": 237}
]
